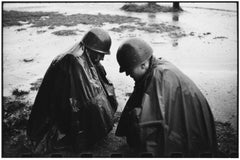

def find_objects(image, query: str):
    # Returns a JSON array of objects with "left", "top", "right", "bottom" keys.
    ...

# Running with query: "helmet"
[
  {"left": 82, "top": 28, "right": 111, "bottom": 55},
  {"left": 116, "top": 38, "right": 153, "bottom": 73}
]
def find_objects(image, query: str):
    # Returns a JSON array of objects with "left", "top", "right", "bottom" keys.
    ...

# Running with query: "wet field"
[{"left": 2, "top": 2, "right": 238, "bottom": 157}]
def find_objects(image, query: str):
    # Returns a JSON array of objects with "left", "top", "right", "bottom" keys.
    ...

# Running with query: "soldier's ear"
[
  {"left": 140, "top": 63, "right": 145, "bottom": 70},
  {"left": 141, "top": 60, "right": 149, "bottom": 70}
]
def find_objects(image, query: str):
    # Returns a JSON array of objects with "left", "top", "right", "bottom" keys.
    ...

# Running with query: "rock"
[{"left": 23, "top": 58, "right": 34, "bottom": 63}]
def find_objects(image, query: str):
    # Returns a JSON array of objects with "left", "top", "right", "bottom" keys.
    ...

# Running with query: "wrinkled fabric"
[
  {"left": 27, "top": 43, "right": 117, "bottom": 154},
  {"left": 116, "top": 57, "right": 217, "bottom": 157}
]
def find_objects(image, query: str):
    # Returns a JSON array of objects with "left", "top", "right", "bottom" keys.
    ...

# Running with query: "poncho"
[
  {"left": 27, "top": 43, "right": 117, "bottom": 153},
  {"left": 116, "top": 57, "right": 217, "bottom": 157}
]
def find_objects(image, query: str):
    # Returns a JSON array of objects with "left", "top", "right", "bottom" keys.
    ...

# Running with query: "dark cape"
[
  {"left": 27, "top": 43, "right": 117, "bottom": 153},
  {"left": 116, "top": 57, "right": 217, "bottom": 157}
]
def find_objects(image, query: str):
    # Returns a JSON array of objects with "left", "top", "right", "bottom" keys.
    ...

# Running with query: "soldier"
[
  {"left": 27, "top": 28, "right": 118, "bottom": 154},
  {"left": 115, "top": 38, "right": 217, "bottom": 157}
]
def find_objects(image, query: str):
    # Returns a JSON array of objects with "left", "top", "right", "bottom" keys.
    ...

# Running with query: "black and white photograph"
[{"left": 2, "top": 1, "right": 238, "bottom": 157}]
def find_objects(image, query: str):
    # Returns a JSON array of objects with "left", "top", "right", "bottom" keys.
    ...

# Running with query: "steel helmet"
[
  {"left": 82, "top": 28, "right": 111, "bottom": 55},
  {"left": 116, "top": 38, "right": 153, "bottom": 73}
]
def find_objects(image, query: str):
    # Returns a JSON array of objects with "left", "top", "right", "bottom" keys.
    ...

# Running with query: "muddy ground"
[
  {"left": 2, "top": 89, "right": 238, "bottom": 157},
  {"left": 2, "top": 91, "right": 238, "bottom": 157},
  {"left": 2, "top": 6, "right": 238, "bottom": 157}
]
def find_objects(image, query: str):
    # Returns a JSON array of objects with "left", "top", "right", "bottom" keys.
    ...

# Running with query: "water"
[{"left": 5, "top": 2, "right": 237, "bottom": 68}]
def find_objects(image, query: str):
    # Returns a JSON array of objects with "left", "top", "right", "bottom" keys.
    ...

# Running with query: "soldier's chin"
[{"left": 93, "top": 59, "right": 99, "bottom": 64}]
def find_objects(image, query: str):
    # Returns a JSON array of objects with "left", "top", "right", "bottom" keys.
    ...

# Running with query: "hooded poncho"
[{"left": 27, "top": 43, "right": 117, "bottom": 153}]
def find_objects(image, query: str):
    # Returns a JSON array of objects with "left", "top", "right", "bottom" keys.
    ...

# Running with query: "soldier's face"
[
  {"left": 88, "top": 49, "right": 105, "bottom": 64},
  {"left": 127, "top": 63, "right": 146, "bottom": 81}
]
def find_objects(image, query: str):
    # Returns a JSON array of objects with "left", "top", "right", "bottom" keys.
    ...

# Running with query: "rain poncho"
[
  {"left": 116, "top": 57, "right": 217, "bottom": 157},
  {"left": 27, "top": 43, "right": 117, "bottom": 153}
]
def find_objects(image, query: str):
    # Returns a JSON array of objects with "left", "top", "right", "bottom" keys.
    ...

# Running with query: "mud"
[
  {"left": 110, "top": 23, "right": 185, "bottom": 36},
  {"left": 4, "top": 10, "right": 186, "bottom": 37},
  {"left": 2, "top": 81, "right": 238, "bottom": 157},
  {"left": 3, "top": 10, "right": 140, "bottom": 28},
  {"left": 12, "top": 88, "right": 30, "bottom": 97},
  {"left": 3, "top": 10, "right": 54, "bottom": 26},
  {"left": 52, "top": 29, "right": 80, "bottom": 36},
  {"left": 30, "top": 78, "right": 43, "bottom": 91},
  {"left": 215, "top": 121, "right": 238, "bottom": 157}
]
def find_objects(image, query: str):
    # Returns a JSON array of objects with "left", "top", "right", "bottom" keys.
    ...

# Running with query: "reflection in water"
[
  {"left": 148, "top": 13, "right": 156, "bottom": 18},
  {"left": 172, "top": 12, "right": 179, "bottom": 21},
  {"left": 172, "top": 39, "right": 178, "bottom": 47},
  {"left": 147, "top": 13, "right": 156, "bottom": 24},
  {"left": 146, "top": 12, "right": 181, "bottom": 48},
  {"left": 171, "top": 12, "right": 180, "bottom": 47}
]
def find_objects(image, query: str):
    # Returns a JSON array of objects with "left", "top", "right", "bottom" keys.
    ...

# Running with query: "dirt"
[
  {"left": 30, "top": 78, "right": 43, "bottom": 91},
  {"left": 3, "top": 10, "right": 57, "bottom": 27},
  {"left": 3, "top": 10, "right": 140, "bottom": 28},
  {"left": 215, "top": 121, "right": 238, "bottom": 157},
  {"left": 3, "top": 10, "right": 187, "bottom": 38},
  {"left": 12, "top": 89, "right": 30, "bottom": 97},
  {"left": 110, "top": 23, "right": 186, "bottom": 39},
  {"left": 52, "top": 29, "right": 80, "bottom": 36},
  {"left": 2, "top": 81, "right": 238, "bottom": 157}
]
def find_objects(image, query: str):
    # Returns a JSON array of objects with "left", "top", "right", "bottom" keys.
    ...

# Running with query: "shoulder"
[
  {"left": 48, "top": 53, "right": 82, "bottom": 75},
  {"left": 153, "top": 58, "right": 180, "bottom": 78},
  {"left": 51, "top": 53, "right": 76, "bottom": 67},
  {"left": 52, "top": 42, "right": 83, "bottom": 65},
  {"left": 149, "top": 58, "right": 182, "bottom": 88}
]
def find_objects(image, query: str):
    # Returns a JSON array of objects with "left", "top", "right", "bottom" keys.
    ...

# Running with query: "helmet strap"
[{"left": 80, "top": 42, "right": 95, "bottom": 67}]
